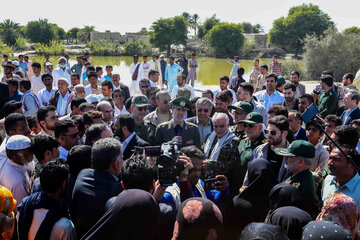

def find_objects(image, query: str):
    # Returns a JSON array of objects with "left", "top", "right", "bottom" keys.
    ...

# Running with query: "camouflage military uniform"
[
  {"left": 134, "top": 120, "right": 156, "bottom": 145},
  {"left": 230, "top": 125, "right": 245, "bottom": 139}
]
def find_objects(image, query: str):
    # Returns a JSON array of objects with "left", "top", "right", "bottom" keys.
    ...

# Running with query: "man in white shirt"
[
  {"left": 55, "top": 120, "right": 79, "bottom": 161},
  {"left": 171, "top": 74, "right": 195, "bottom": 100},
  {"left": 52, "top": 57, "right": 70, "bottom": 88},
  {"left": 96, "top": 66, "right": 106, "bottom": 82},
  {"left": 213, "top": 76, "right": 237, "bottom": 104},
  {"left": 48, "top": 78, "right": 70, "bottom": 117},
  {"left": 0, "top": 135, "right": 33, "bottom": 209},
  {"left": 254, "top": 73, "right": 285, "bottom": 111},
  {"left": 37, "top": 73, "right": 57, "bottom": 106},
  {"left": 113, "top": 89, "right": 129, "bottom": 116},
  {"left": 31, "top": 62, "right": 44, "bottom": 95},
  {"left": 149, "top": 55, "right": 163, "bottom": 84},
  {"left": 149, "top": 70, "right": 160, "bottom": 87},
  {"left": 85, "top": 71, "right": 101, "bottom": 96}
]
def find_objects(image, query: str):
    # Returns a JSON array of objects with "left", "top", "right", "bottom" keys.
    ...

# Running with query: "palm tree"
[
  {"left": 0, "top": 19, "right": 20, "bottom": 46},
  {"left": 78, "top": 25, "right": 95, "bottom": 43},
  {"left": 192, "top": 14, "right": 199, "bottom": 39}
]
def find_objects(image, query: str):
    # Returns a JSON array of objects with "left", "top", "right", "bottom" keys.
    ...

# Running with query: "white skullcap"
[
  {"left": 86, "top": 94, "right": 99, "bottom": 104},
  {"left": 45, "top": 62, "right": 53, "bottom": 66},
  {"left": 6, "top": 135, "right": 31, "bottom": 150},
  {"left": 11, "top": 60, "right": 19, "bottom": 66},
  {"left": 58, "top": 77, "right": 69, "bottom": 85}
]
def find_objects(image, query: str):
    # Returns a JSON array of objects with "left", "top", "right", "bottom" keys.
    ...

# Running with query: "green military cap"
[
  {"left": 239, "top": 112, "right": 263, "bottom": 124},
  {"left": 277, "top": 76, "right": 286, "bottom": 85},
  {"left": 227, "top": 101, "right": 252, "bottom": 114},
  {"left": 170, "top": 97, "right": 190, "bottom": 110},
  {"left": 132, "top": 94, "right": 149, "bottom": 107},
  {"left": 275, "top": 140, "right": 315, "bottom": 158}
]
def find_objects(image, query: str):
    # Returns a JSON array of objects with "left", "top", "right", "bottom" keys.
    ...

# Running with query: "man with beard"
[
  {"left": 290, "top": 71, "right": 306, "bottom": 98},
  {"left": 131, "top": 94, "right": 156, "bottom": 144},
  {"left": 254, "top": 74, "right": 285, "bottom": 111},
  {"left": 276, "top": 82, "right": 299, "bottom": 111},
  {"left": 237, "top": 112, "right": 267, "bottom": 186},
  {"left": 37, "top": 105, "right": 59, "bottom": 136},
  {"left": 155, "top": 97, "right": 200, "bottom": 148},
  {"left": 298, "top": 94, "right": 314, "bottom": 113},
  {"left": 248, "top": 115, "right": 290, "bottom": 182},
  {"left": 37, "top": 73, "right": 57, "bottom": 106},
  {"left": 113, "top": 114, "right": 149, "bottom": 160},
  {"left": 144, "top": 90, "right": 172, "bottom": 127},
  {"left": 215, "top": 91, "right": 234, "bottom": 126}
]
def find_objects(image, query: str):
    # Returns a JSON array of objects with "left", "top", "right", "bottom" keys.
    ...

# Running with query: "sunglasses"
[
  {"left": 265, "top": 129, "right": 280, "bottom": 136},
  {"left": 243, "top": 123, "right": 255, "bottom": 128},
  {"left": 137, "top": 107, "right": 147, "bottom": 111},
  {"left": 198, "top": 108, "right": 209, "bottom": 113},
  {"left": 65, "top": 132, "right": 79, "bottom": 139}
]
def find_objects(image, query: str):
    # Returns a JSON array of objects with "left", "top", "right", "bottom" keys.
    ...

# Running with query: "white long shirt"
[
  {"left": 31, "top": 73, "right": 44, "bottom": 95},
  {"left": 37, "top": 87, "right": 57, "bottom": 106},
  {"left": 52, "top": 68, "right": 70, "bottom": 88}
]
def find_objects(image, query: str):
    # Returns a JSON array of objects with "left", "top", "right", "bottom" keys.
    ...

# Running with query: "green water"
[{"left": 2, "top": 56, "right": 303, "bottom": 87}]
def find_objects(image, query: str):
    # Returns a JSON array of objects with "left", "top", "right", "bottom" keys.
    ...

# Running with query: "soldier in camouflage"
[
  {"left": 130, "top": 94, "right": 156, "bottom": 144},
  {"left": 227, "top": 101, "right": 253, "bottom": 139}
]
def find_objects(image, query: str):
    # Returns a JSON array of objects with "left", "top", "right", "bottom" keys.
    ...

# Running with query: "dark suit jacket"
[
  {"left": 71, "top": 169, "right": 123, "bottom": 237},
  {"left": 122, "top": 134, "right": 150, "bottom": 160},
  {"left": 154, "top": 119, "right": 201, "bottom": 148},
  {"left": 340, "top": 107, "right": 360, "bottom": 125},
  {"left": 0, "top": 82, "right": 9, "bottom": 119},
  {"left": 294, "top": 127, "right": 308, "bottom": 141}
]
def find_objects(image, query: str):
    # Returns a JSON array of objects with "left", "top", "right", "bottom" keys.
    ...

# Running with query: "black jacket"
[
  {"left": 121, "top": 134, "right": 150, "bottom": 160},
  {"left": 0, "top": 82, "right": 9, "bottom": 119},
  {"left": 71, "top": 169, "right": 123, "bottom": 237}
]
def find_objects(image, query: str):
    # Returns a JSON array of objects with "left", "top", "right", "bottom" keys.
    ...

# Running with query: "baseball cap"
[
  {"left": 132, "top": 94, "right": 149, "bottom": 107},
  {"left": 239, "top": 112, "right": 263, "bottom": 124},
  {"left": 228, "top": 101, "right": 252, "bottom": 114},
  {"left": 11, "top": 60, "right": 19, "bottom": 66},
  {"left": 160, "top": 54, "right": 165, "bottom": 58},
  {"left": 275, "top": 140, "right": 315, "bottom": 158},
  {"left": 170, "top": 97, "right": 190, "bottom": 110},
  {"left": 6, "top": 135, "right": 31, "bottom": 150}
]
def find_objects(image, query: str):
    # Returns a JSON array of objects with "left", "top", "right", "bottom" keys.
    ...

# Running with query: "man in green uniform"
[
  {"left": 131, "top": 94, "right": 156, "bottom": 144},
  {"left": 275, "top": 140, "right": 317, "bottom": 215},
  {"left": 317, "top": 74, "right": 338, "bottom": 118},
  {"left": 155, "top": 97, "right": 201, "bottom": 148},
  {"left": 237, "top": 112, "right": 267, "bottom": 187},
  {"left": 228, "top": 101, "right": 252, "bottom": 139}
]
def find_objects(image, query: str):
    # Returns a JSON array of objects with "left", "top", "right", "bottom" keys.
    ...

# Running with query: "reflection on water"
[{"left": 1, "top": 56, "right": 303, "bottom": 89}]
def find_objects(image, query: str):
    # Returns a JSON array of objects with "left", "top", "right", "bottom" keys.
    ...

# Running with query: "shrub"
[
  {"left": 89, "top": 40, "right": 121, "bottom": 56},
  {"left": 0, "top": 40, "right": 12, "bottom": 55},
  {"left": 34, "top": 40, "right": 65, "bottom": 55},
  {"left": 15, "top": 36, "right": 26, "bottom": 50},
  {"left": 282, "top": 60, "right": 305, "bottom": 80},
  {"left": 122, "top": 39, "right": 153, "bottom": 56},
  {"left": 303, "top": 28, "right": 360, "bottom": 81}
]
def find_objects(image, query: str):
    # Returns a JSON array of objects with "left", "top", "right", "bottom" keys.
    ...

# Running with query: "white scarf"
[{"left": 204, "top": 130, "right": 235, "bottom": 161}]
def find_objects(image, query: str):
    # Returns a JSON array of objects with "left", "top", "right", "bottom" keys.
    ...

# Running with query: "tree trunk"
[{"left": 167, "top": 44, "right": 171, "bottom": 57}]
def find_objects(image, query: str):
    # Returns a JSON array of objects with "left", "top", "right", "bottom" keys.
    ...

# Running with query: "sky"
[{"left": 3, "top": 0, "right": 359, "bottom": 34}]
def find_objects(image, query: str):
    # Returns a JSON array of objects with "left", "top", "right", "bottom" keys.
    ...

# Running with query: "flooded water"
[{"left": 2, "top": 56, "right": 305, "bottom": 87}]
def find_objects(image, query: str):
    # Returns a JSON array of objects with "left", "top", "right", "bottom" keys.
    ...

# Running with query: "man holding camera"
[
  {"left": 155, "top": 97, "right": 200, "bottom": 148},
  {"left": 161, "top": 145, "right": 229, "bottom": 209}
]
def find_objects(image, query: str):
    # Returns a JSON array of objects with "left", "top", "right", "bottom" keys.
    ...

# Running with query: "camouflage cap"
[
  {"left": 227, "top": 101, "right": 252, "bottom": 114},
  {"left": 170, "top": 97, "right": 190, "bottom": 110},
  {"left": 275, "top": 140, "right": 315, "bottom": 158},
  {"left": 239, "top": 112, "right": 263, "bottom": 124},
  {"left": 132, "top": 94, "right": 149, "bottom": 107}
]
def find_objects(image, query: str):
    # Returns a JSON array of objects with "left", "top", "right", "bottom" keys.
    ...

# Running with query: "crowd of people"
[{"left": 0, "top": 52, "right": 359, "bottom": 240}]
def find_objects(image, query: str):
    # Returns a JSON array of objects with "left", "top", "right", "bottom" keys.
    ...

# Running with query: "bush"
[
  {"left": 122, "top": 39, "right": 153, "bottom": 56},
  {"left": 239, "top": 37, "right": 255, "bottom": 58},
  {"left": 89, "top": 40, "right": 121, "bottom": 56},
  {"left": 0, "top": 40, "right": 12, "bottom": 55},
  {"left": 34, "top": 40, "right": 65, "bottom": 55},
  {"left": 303, "top": 28, "right": 360, "bottom": 81},
  {"left": 15, "top": 36, "right": 26, "bottom": 50}
]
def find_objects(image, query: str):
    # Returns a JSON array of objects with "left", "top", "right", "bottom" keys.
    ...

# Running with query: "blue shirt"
[
  {"left": 322, "top": 173, "right": 360, "bottom": 210},
  {"left": 10, "top": 90, "right": 23, "bottom": 102},
  {"left": 254, "top": 89, "right": 285, "bottom": 111},
  {"left": 161, "top": 179, "right": 229, "bottom": 208},
  {"left": 165, "top": 63, "right": 183, "bottom": 93},
  {"left": 19, "top": 61, "right": 28, "bottom": 72},
  {"left": 160, "top": 60, "right": 167, "bottom": 77}
]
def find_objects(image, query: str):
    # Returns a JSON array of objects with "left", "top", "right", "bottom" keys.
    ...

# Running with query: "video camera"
[{"left": 142, "top": 138, "right": 185, "bottom": 187}]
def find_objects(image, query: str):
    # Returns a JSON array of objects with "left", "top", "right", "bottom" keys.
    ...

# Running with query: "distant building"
[{"left": 90, "top": 32, "right": 149, "bottom": 43}]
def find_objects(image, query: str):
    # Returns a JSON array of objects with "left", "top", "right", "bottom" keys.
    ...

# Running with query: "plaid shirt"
[{"left": 270, "top": 62, "right": 283, "bottom": 76}]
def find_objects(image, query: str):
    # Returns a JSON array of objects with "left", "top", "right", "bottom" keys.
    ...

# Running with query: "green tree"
[
  {"left": 343, "top": 26, "right": 360, "bottom": 35},
  {"left": 0, "top": 19, "right": 20, "bottom": 46},
  {"left": 78, "top": 25, "right": 95, "bottom": 43},
  {"left": 139, "top": 27, "right": 148, "bottom": 34},
  {"left": 149, "top": 16, "right": 188, "bottom": 57},
  {"left": 66, "top": 27, "right": 80, "bottom": 43},
  {"left": 241, "top": 22, "right": 264, "bottom": 33},
  {"left": 50, "top": 24, "right": 65, "bottom": 40},
  {"left": 192, "top": 14, "right": 199, "bottom": 38},
  {"left": 25, "top": 19, "right": 55, "bottom": 44},
  {"left": 268, "top": 4, "right": 334, "bottom": 56},
  {"left": 206, "top": 22, "right": 245, "bottom": 57},
  {"left": 198, "top": 14, "right": 220, "bottom": 39}
]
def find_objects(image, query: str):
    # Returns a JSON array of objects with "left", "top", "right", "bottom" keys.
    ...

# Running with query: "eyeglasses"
[
  {"left": 214, "top": 124, "right": 225, "bottom": 129},
  {"left": 243, "top": 123, "right": 255, "bottom": 128},
  {"left": 265, "top": 129, "right": 280, "bottom": 136},
  {"left": 137, "top": 107, "right": 147, "bottom": 111},
  {"left": 65, "top": 132, "right": 79, "bottom": 138},
  {"left": 198, "top": 108, "right": 209, "bottom": 113},
  {"left": 161, "top": 99, "right": 170, "bottom": 104}
]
